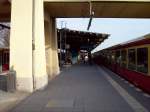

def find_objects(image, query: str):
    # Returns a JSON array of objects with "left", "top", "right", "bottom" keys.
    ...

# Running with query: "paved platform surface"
[
  {"left": 10, "top": 64, "right": 150, "bottom": 112},
  {"left": 0, "top": 90, "right": 28, "bottom": 112}
]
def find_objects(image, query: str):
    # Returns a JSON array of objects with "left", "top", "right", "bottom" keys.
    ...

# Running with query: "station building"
[{"left": 0, "top": 0, "right": 150, "bottom": 92}]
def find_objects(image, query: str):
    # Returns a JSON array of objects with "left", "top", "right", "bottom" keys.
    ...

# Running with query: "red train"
[{"left": 93, "top": 33, "right": 150, "bottom": 94}]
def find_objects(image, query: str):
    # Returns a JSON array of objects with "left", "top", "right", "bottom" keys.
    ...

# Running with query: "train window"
[
  {"left": 128, "top": 49, "right": 136, "bottom": 70},
  {"left": 115, "top": 50, "right": 121, "bottom": 65},
  {"left": 137, "top": 47, "right": 148, "bottom": 74},
  {"left": 111, "top": 52, "right": 115, "bottom": 64},
  {"left": 121, "top": 50, "right": 127, "bottom": 68}
]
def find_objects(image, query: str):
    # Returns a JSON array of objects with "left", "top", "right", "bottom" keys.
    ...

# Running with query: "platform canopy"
[
  {"left": 57, "top": 28, "right": 109, "bottom": 51},
  {"left": 44, "top": 1, "right": 150, "bottom": 18},
  {"left": 1, "top": 1, "right": 150, "bottom": 22},
  {"left": 0, "top": 0, "right": 10, "bottom": 21}
]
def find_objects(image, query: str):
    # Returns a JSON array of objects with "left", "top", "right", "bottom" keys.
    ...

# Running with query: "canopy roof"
[
  {"left": 57, "top": 28, "right": 109, "bottom": 51},
  {"left": 1, "top": 1, "right": 150, "bottom": 21},
  {"left": 44, "top": 2, "right": 150, "bottom": 18}
]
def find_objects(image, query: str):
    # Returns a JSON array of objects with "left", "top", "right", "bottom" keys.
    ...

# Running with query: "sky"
[{"left": 56, "top": 18, "right": 150, "bottom": 53}]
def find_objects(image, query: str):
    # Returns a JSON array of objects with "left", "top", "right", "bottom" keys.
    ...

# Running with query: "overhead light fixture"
[{"left": 87, "top": 2, "right": 94, "bottom": 31}]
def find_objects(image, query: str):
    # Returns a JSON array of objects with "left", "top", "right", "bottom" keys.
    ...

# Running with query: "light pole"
[{"left": 59, "top": 21, "right": 67, "bottom": 66}]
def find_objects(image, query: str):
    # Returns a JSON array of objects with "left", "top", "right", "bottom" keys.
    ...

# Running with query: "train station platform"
[{"left": 10, "top": 64, "right": 150, "bottom": 112}]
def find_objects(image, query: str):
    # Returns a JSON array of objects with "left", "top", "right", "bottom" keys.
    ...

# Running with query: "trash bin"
[
  {"left": 0, "top": 71, "right": 16, "bottom": 92},
  {"left": 7, "top": 71, "right": 16, "bottom": 92},
  {"left": 0, "top": 74, "right": 7, "bottom": 91}
]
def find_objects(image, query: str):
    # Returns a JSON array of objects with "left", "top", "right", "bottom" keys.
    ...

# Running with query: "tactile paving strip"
[{"left": 46, "top": 99, "right": 74, "bottom": 108}]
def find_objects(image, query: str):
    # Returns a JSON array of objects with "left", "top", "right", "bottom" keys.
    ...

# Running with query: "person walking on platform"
[{"left": 88, "top": 52, "right": 92, "bottom": 65}]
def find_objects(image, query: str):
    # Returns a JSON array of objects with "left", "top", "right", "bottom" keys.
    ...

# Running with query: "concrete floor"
[
  {"left": 10, "top": 64, "right": 150, "bottom": 112},
  {"left": 0, "top": 90, "right": 28, "bottom": 112}
]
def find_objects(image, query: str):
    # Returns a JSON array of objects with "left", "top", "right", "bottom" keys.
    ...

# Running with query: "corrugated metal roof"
[{"left": 0, "top": 23, "right": 10, "bottom": 48}]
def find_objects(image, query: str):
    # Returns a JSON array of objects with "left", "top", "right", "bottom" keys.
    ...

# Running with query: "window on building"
[
  {"left": 128, "top": 49, "right": 136, "bottom": 70},
  {"left": 137, "top": 47, "right": 148, "bottom": 74},
  {"left": 121, "top": 50, "right": 127, "bottom": 68}
]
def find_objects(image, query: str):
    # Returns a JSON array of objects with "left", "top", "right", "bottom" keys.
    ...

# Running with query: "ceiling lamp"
[{"left": 87, "top": 2, "right": 94, "bottom": 31}]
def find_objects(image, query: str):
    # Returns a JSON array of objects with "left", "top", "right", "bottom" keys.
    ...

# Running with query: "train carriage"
[{"left": 94, "top": 33, "right": 150, "bottom": 94}]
